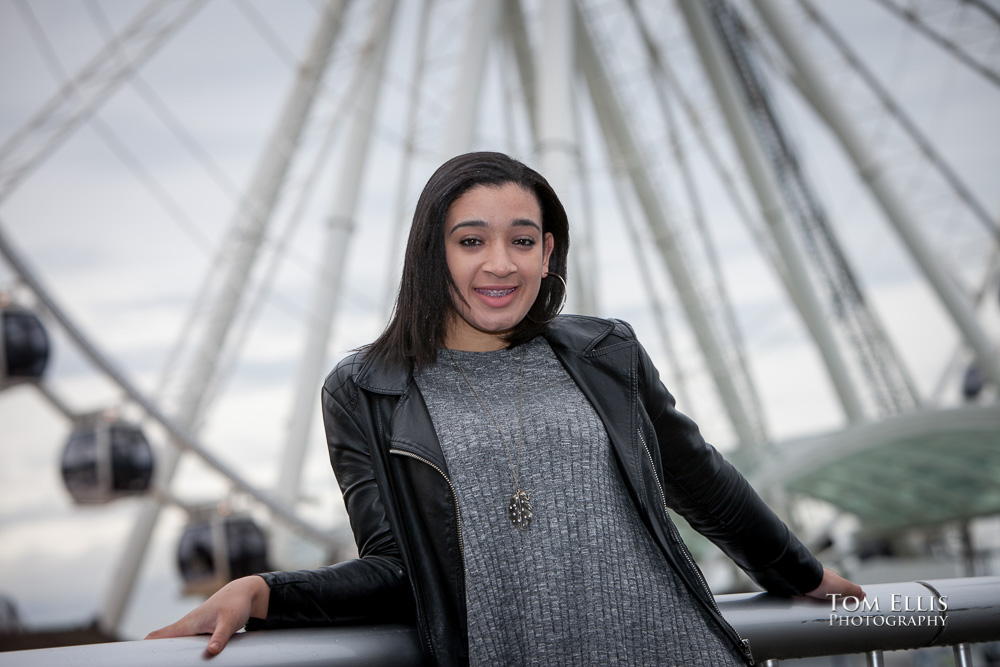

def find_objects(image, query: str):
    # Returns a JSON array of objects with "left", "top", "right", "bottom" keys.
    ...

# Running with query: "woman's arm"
[
  {"left": 258, "top": 363, "right": 413, "bottom": 628},
  {"left": 634, "top": 335, "right": 843, "bottom": 596},
  {"left": 147, "top": 355, "right": 412, "bottom": 651}
]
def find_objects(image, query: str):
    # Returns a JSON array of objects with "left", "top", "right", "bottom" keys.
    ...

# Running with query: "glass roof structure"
[{"left": 753, "top": 405, "right": 1000, "bottom": 533}]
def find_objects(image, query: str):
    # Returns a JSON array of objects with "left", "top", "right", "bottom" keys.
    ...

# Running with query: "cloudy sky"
[{"left": 0, "top": 0, "right": 998, "bottom": 641}]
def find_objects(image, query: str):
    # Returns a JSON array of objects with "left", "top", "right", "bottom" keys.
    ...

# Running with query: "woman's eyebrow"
[
  {"left": 448, "top": 218, "right": 541, "bottom": 234},
  {"left": 512, "top": 218, "right": 542, "bottom": 232},
  {"left": 448, "top": 219, "right": 487, "bottom": 235}
]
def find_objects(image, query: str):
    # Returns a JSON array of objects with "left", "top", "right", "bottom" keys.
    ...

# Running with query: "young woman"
[{"left": 149, "top": 151, "right": 862, "bottom": 665}]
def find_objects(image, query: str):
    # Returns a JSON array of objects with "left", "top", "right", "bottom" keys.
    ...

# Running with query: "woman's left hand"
[{"left": 804, "top": 567, "right": 865, "bottom": 602}]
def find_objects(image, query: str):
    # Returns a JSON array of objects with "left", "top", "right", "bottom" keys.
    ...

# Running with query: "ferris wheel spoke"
[{"left": 0, "top": 0, "right": 208, "bottom": 203}]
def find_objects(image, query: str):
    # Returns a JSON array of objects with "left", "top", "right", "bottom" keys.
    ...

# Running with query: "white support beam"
[
  {"left": 629, "top": 2, "right": 768, "bottom": 438},
  {"left": 536, "top": 0, "right": 594, "bottom": 314},
  {"left": 678, "top": 0, "right": 866, "bottom": 423},
  {"left": 442, "top": 0, "right": 502, "bottom": 156},
  {"left": 501, "top": 0, "right": 538, "bottom": 134},
  {"left": 273, "top": 0, "right": 398, "bottom": 569},
  {"left": 754, "top": 0, "right": 1000, "bottom": 392},
  {"left": 97, "top": 0, "right": 352, "bottom": 634},
  {"left": 383, "top": 0, "right": 434, "bottom": 310},
  {"left": 576, "top": 6, "right": 762, "bottom": 448}
]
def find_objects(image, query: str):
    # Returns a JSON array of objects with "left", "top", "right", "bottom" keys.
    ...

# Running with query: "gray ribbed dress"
[{"left": 415, "top": 337, "right": 744, "bottom": 666}]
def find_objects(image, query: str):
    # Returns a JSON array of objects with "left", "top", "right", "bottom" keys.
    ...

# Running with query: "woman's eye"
[
  {"left": 459, "top": 238, "right": 482, "bottom": 247},
  {"left": 513, "top": 237, "right": 536, "bottom": 246}
]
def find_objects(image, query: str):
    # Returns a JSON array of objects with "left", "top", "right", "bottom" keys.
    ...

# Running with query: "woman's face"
[{"left": 443, "top": 183, "right": 554, "bottom": 351}]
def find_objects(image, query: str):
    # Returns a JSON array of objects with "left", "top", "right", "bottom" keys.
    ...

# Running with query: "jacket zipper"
[
  {"left": 389, "top": 449, "right": 466, "bottom": 560},
  {"left": 637, "top": 428, "right": 754, "bottom": 665},
  {"left": 389, "top": 448, "right": 467, "bottom": 662}
]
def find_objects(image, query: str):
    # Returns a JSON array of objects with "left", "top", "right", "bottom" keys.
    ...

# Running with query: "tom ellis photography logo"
[{"left": 827, "top": 593, "right": 948, "bottom": 627}]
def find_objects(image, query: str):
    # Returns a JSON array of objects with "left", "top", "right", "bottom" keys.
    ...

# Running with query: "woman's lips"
[{"left": 474, "top": 287, "right": 517, "bottom": 298}]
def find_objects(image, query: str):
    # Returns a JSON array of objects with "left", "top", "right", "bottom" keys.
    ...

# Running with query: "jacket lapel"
[
  {"left": 355, "top": 352, "right": 449, "bottom": 471},
  {"left": 388, "top": 386, "right": 449, "bottom": 470}
]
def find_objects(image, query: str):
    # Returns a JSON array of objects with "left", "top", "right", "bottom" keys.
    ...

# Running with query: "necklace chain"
[{"left": 445, "top": 346, "right": 532, "bottom": 529}]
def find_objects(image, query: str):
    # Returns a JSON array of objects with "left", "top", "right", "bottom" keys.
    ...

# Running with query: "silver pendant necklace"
[{"left": 446, "top": 346, "right": 532, "bottom": 530}]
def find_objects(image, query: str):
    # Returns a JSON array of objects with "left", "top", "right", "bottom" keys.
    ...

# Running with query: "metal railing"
[
  {"left": 720, "top": 576, "right": 1000, "bottom": 666},
  {"left": 1, "top": 577, "right": 998, "bottom": 666}
]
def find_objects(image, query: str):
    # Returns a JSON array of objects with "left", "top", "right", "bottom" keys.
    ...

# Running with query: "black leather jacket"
[{"left": 257, "top": 315, "right": 823, "bottom": 665}]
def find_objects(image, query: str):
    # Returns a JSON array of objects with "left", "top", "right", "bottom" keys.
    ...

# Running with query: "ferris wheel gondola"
[
  {"left": 60, "top": 410, "right": 155, "bottom": 505},
  {"left": 177, "top": 502, "right": 270, "bottom": 597},
  {"left": 0, "top": 298, "right": 49, "bottom": 385}
]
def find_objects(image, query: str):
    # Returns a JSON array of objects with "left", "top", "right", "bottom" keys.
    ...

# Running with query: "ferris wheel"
[{"left": 0, "top": 0, "right": 998, "bottom": 642}]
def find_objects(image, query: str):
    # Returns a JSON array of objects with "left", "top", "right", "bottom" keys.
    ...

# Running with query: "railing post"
[
  {"left": 866, "top": 650, "right": 885, "bottom": 667},
  {"left": 953, "top": 643, "right": 974, "bottom": 667}
]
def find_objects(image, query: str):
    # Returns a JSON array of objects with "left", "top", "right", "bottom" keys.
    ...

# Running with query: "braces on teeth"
[{"left": 478, "top": 288, "right": 515, "bottom": 297}]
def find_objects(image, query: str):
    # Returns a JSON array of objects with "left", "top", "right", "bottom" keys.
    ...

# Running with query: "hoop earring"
[{"left": 526, "top": 273, "right": 567, "bottom": 324}]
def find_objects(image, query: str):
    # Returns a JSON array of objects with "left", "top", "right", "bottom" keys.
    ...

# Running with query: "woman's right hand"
[{"left": 145, "top": 574, "right": 270, "bottom": 655}]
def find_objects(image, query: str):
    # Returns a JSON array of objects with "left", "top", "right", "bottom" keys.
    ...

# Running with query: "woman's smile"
[{"left": 475, "top": 286, "right": 517, "bottom": 299}]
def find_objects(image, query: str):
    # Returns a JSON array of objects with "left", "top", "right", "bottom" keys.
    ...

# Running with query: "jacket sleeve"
[
  {"left": 253, "top": 354, "right": 415, "bottom": 629},
  {"left": 634, "top": 334, "right": 823, "bottom": 596}
]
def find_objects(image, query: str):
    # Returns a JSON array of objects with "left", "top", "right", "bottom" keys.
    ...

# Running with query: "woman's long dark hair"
[{"left": 367, "top": 151, "right": 570, "bottom": 369}]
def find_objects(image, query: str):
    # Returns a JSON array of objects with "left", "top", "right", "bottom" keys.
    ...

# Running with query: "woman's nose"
[{"left": 483, "top": 245, "right": 515, "bottom": 276}]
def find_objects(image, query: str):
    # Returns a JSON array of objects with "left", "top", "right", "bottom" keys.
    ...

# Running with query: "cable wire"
[
  {"left": 869, "top": 0, "right": 1000, "bottom": 88},
  {"left": 15, "top": 0, "right": 216, "bottom": 252}
]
